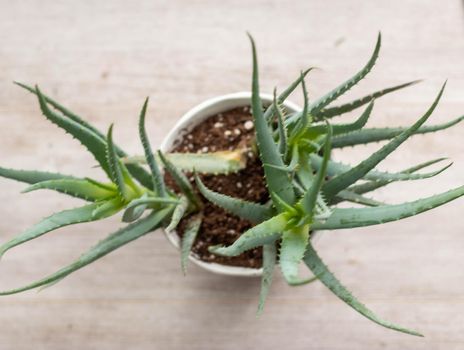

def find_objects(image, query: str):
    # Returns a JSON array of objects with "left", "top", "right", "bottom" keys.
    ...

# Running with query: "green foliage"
[
  {"left": 181, "top": 215, "right": 202, "bottom": 274},
  {"left": 203, "top": 33, "right": 463, "bottom": 338},
  {"left": 332, "top": 115, "right": 464, "bottom": 148},
  {"left": 314, "top": 80, "right": 420, "bottom": 120},
  {"left": 313, "top": 185, "right": 464, "bottom": 230},
  {"left": 16, "top": 82, "right": 154, "bottom": 188},
  {"left": 209, "top": 213, "right": 288, "bottom": 256},
  {"left": 195, "top": 174, "right": 272, "bottom": 224},
  {"left": 158, "top": 151, "right": 202, "bottom": 209},
  {"left": 257, "top": 243, "right": 277, "bottom": 315},
  {"left": 309, "top": 33, "right": 381, "bottom": 114},
  {"left": 0, "top": 209, "right": 172, "bottom": 295},
  {"left": 322, "top": 83, "right": 446, "bottom": 200},
  {"left": 303, "top": 243, "right": 423, "bottom": 336},
  {"left": 1, "top": 33, "right": 463, "bottom": 338},
  {"left": 248, "top": 33, "right": 295, "bottom": 206},
  {"left": 138, "top": 98, "right": 167, "bottom": 197},
  {"left": 0, "top": 202, "right": 121, "bottom": 258},
  {"left": 23, "top": 178, "right": 116, "bottom": 202},
  {"left": 0, "top": 166, "right": 75, "bottom": 185}
]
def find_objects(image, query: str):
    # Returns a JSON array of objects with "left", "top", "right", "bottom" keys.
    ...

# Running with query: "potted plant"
[{"left": 0, "top": 33, "right": 462, "bottom": 337}]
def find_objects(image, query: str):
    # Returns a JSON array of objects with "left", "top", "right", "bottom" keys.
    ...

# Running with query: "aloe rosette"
[
  {"left": 0, "top": 33, "right": 463, "bottom": 337},
  {"left": 196, "top": 34, "right": 464, "bottom": 336}
]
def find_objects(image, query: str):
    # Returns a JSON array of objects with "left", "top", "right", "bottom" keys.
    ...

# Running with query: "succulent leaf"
[
  {"left": 273, "top": 89, "right": 288, "bottom": 158},
  {"left": 0, "top": 208, "right": 171, "bottom": 295},
  {"left": 0, "top": 166, "right": 76, "bottom": 185},
  {"left": 138, "top": 98, "right": 167, "bottom": 196},
  {"left": 349, "top": 158, "right": 450, "bottom": 195},
  {"left": 333, "top": 190, "right": 385, "bottom": 207},
  {"left": 309, "top": 33, "right": 381, "bottom": 114},
  {"left": 166, "top": 195, "right": 190, "bottom": 231},
  {"left": 181, "top": 215, "right": 202, "bottom": 274},
  {"left": 248, "top": 33, "right": 295, "bottom": 206},
  {"left": 208, "top": 213, "right": 288, "bottom": 257},
  {"left": 301, "top": 123, "right": 332, "bottom": 214},
  {"left": 35, "top": 87, "right": 112, "bottom": 178},
  {"left": 303, "top": 243, "right": 423, "bottom": 336},
  {"left": 196, "top": 174, "right": 272, "bottom": 223},
  {"left": 22, "top": 179, "right": 116, "bottom": 202},
  {"left": 291, "top": 72, "right": 310, "bottom": 140},
  {"left": 322, "top": 83, "right": 446, "bottom": 199},
  {"left": 313, "top": 185, "right": 464, "bottom": 230},
  {"left": 122, "top": 202, "right": 147, "bottom": 223},
  {"left": 0, "top": 201, "right": 120, "bottom": 258},
  {"left": 263, "top": 68, "right": 314, "bottom": 121},
  {"left": 158, "top": 151, "right": 201, "bottom": 209},
  {"left": 257, "top": 243, "right": 277, "bottom": 315},
  {"left": 332, "top": 115, "right": 464, "bottom": 148},
  {"left": 17, "top": 82, "right": 154, "bottom": 189},
  {"left": 311, "top": 154, "right": 451, "bottom": 183},
  {"left": 307, "top": 101, "right": 374, "bottom": 136},
  {"left": 106, "top": 125, "right": 131, "bottom": 200},
  {"left": 91, "top": 197, "right": 125, "bottom": 219},
  {"left": 314, "top": 80, "right": 421, "bottom": 120},
  {"left": 279, "top": 227, "right": 310, "bottom": 284}
]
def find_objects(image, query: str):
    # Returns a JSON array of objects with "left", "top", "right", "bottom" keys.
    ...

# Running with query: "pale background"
[{"left": 0, "top": 1, "right": 463, "bottom": 349}]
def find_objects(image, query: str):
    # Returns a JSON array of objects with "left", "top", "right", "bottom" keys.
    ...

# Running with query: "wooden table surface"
[{"left": 0, "top": 1, "right": 463, "bottom": 349}]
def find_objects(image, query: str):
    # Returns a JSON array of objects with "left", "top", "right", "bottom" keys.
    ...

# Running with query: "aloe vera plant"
[{"left": 0, "top": 33, "right": 462, "bottom": 337}]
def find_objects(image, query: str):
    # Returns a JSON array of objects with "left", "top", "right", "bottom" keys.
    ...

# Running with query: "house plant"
[{"left": 0, "top": 33, "right": 462, "bottom": 336}]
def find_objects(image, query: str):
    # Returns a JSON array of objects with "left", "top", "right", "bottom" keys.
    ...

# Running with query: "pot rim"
[{"left": 159, "top": 91, "right": 301, "bottom": 277}]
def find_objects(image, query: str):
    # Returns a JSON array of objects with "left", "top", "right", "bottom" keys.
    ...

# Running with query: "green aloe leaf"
[
  {"left": 257, "top": 243, "right": 277, "bottom": 315},
  {"left": 125, "top": 197, "right": 180, "bottom": 209},
  {"left": 322, "top": 83, "right": 446, "bottom": 199},
  {"left": 166, "top": 195, "right": 189, "bottom": 231},
  {"left": 307, "top": 101, "right": 374, "bottom": 136},
  {"left": 122, "top": 194, "right": 149, "bottom": 223},
  {"left": 332, "top": 115, "right": 464, "bottom": 148},
  {"left": 158, "top": 151, "right": 201, "bottom": 208},
  {"left": 314, "top": 80, "right": 420, "bottom": 120},
  {"left": 333, "top": 190, "right": 385, "bottom": 207},
  {"left": 0, "top": 208, "right": 171, "bottom": 295},
  {"left": 0, "top": 166, "right": 76, "bottom": 185},
  {"left": 309, "top": 33, "right": 381, "bottom": 114},
  {"left": 273, "top": 89, "right": 288, "bottom": 159},
  {"left": 313, "top": 185, "right": 464, "bottom": 230},
  {"left": 122, "top": 202, "right": 147, "bottom": 223},
  {"left": 290, "top": 72, "right": 310, "bottom": 140},
  {"left": 106, "top": 125, "right": 131, "bottom": 200},
  {"left": 263, "top": 68, "right": 314, "bottom": 122},
  {"left": 35, "top": 87, "right": 112, "bottom": 178},
  {"left": 181, "top": 215, "right": 202, "bottom": 275},
  {"left": 248, "top": 33, "right": 295, "bottom": 206},
  {"left": 279, "top": 227, "right": 310, "bottom": 284},
  {"left": 23, "top": 179, "right": 116, "bottom": 202},
  {"left": 91, "top": 197, "right": 125, "bottom": 218},
  {"left": 16, "top": 82, "right": 154, "bottom": 189},
  {"left": 0, "top": 200, "right": 122, "bottom": 258},
  {"left": 303, "top": 243, "right": 423, "bottom": 336},
  {"left": 311, "top": 154, "right": 451, "bottom": 183},
  {"left": 349, "top": 158, "right": 449, "bottom": 195},
  {"left": 209, "top": 213, "right": 288, "bottom": 257},
  {"left": 138, "top": 97, "right": 167, "bottom": 196},
  {"left": 195, "top": 174, "right": 272, "bottom": 224},
  {"left": 301, "top": 123, "right": 332, "bottom": 215}
]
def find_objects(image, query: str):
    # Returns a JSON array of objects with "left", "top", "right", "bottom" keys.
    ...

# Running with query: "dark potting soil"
[{"left": 165, "top": 106, "right": 268, "bottom": 268}]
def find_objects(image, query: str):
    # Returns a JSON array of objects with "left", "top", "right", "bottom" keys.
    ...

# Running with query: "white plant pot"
[{"left": 160, "top": 92, "right": 301, "bottom": 277}]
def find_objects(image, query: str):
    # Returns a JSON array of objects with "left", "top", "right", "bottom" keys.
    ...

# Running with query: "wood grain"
[{"left": 0, "top": 0, "right": 463, "bottom": 349}]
